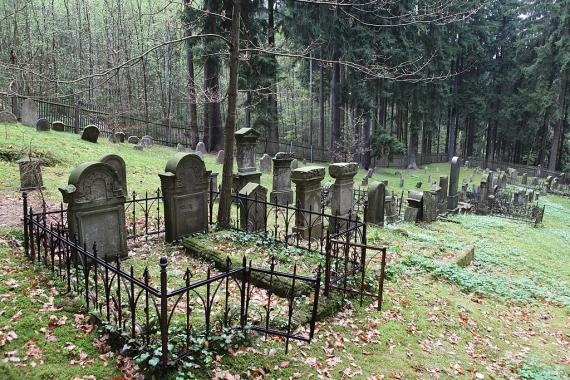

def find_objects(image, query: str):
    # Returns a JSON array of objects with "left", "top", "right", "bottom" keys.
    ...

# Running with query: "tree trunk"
[
  {"left": 407, "top": 127, "right": 418, "bottom": 169},
  {"left": 330, "top": 61, "right": 341, "bottom": 161},
  {"left": 183, "top": 0, "right": 199, "bottom": 149},
  {"left": 549, "top": 71, "right": 567, "bottom": 171},
  {"left": 308, "top": 54, "right": 313, "bottom": 160},
  {"left": 217, "top": 0, "right": 241, "bottom": 227},
  {"left": 265, "top": 0, "right": 279, "bottom": 154},
  {"left": 318, "top": 54, "right": 325, "bottom": 158}
]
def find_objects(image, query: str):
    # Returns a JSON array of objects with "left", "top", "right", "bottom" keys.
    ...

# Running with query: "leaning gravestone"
[
  {"left": 270, "top": 152, "right": 294, "bottom": 205},
  {"left": 0, "top": 110, "right": 17, "bottom": 124},
  {"left": 21, "top": 98, "right": 38, "bottom": 127},
  {"left": 128, "top": 136, "right": 139, "bottom": 144},
  {"left": 36, "top": 118, "right": 51, "bottom": 132},
  {"left": 329, "top": 162, "right": 358, "bottom": 232},
  {"left": 81, "top": 125, "right": 100, "bottom": 143},
  {"left": 100, "top": 154, "right": 127, "bottom": 196},
  {"left": 196, "top": 141, "right": 207, "bottom": 154},
  {"left": 159, "top": 153, "right": 211, "bottom": 242},
  {"left": 18, "top": 157, "right": 44, "bottom": 191},
  {"left": 141, "top": 135, "right": 153, "bottom": 148},
  {"left": 51, "top": 120, "right": 65, "bottom": 132},
  {"left": 216, "top": 150, "right": 224, "bottom": 164},
  {"left": 59, "top": 161, "right": 128, "bottom": 259},
  {"left": 291, "top": 166, "right": 325, "bottom": 238},
  {"left": 447, "top": 156, "right": 460, "bottom": 212},
  {"left": 366, "top": 181, "right": 385, "bottom": 226},
  {"left": 405, "top": 191, "right": 423, "bottom": 222},
  {"left": 423, "top": 189, "right": 438, "bottom": 223},
  {"left": 239, "top": 183, "right": 268, "bottom": 233},
  {"left": 259, "top": 153, "right": 272, "bottom": 173}
]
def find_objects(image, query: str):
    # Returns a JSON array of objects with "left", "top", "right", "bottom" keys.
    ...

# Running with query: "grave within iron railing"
[{"left": 22, "top": 193, "right": 322, "bottom": 371}]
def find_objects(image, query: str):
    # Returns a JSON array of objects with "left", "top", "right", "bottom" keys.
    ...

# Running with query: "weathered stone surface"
[
  {"left": 115, "top": 132, "right": 126, "bottom": 143},
  {"left": 18, "top": 157, "right": 44, "bottom": 191},
  {"left": 478, "top": 179, "right": 489, "bottom": 213},
  {"left": 291, "top": 166, "right": 325, "bottom": 238},
  {"left": 21, "top": 99, "right": 38, "bottom": 127},
  {"left": 328, "top": 163, "right": 358, "bottom": 231},
  {"left": 141, "top": 135, "right": 153, "bottom": 148},
  {"left": 291, "top": 159, "right": 299, "bottom": 170},
  {"left": 128, "top": 136, "right": 139, "bottom": 144},
  {"left": 59, "top": 161, "right": 128, "bottom": 259},
  {"left": 535, "top": 164, "right": 542, "bottom": 178},
  {"left": 438, "top": 176, "right": 448, "bottom": 214},
  {"left": 159, "top": 153, "right": 211, "bottom": 242},
  {"left": 531, "top": 177, "right": 539, "bottom": 186},
  {"left": 239, "top": 182, "right": 268, "bottom": 232},
  {"left": 51, "top": 120, "right": 65, "bottom": 131},
  {"left": 196, "top": 141, "right": 207, "bottom": 154},
  {"left": 81, "top": 125, "right": 100, "bottom": 143},
  {"left": 134, "top": 144, "right": 144, "bottom": 151},
  {"left": 0, "top": 110, "right": 17, "bottom": 123},
  {"left": 195, "top": 150, "right": 204, "bottom": 159},
  {"left": 423, "top": 189, "right": 438, "bottom": 222},
  {"left": 365, "top": 181, "right": 385, "bottom": 225},
  {"left": 457, "top": 246, "right": 475, "bottom": 267},
  {"left": 100, "top": 154, "right": 127, "bottom": 196},
  {"left": 270, "top": 152, "right": 294, "bottom": 205},
  {"left": 209, "top": 172, "right": 218, "bottom": 193},
  {"left": 36, "top": 118, "right": 51, "bottom": 132},
  {"left": 216, "top": 150, "right": 224, "bottom": 164},
  {"left": 447, "top": 156, "right": 460, "bottom": 212},
  {"left": 405, "top": 190, "right": 424, "bottom": 222},
  {"left": 259, "top": 153, "right": 272, "bottom": 173},
  {"left": 235, "top": 128, "right": 260, "bottom": 173},
  {"left": 522, "top": 173, "right": 528, "bottom": 185}
]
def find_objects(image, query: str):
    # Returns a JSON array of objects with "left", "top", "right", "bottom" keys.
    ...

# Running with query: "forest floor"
[{"left": 0, "top": 123, "right": 568, "bottom": 379}]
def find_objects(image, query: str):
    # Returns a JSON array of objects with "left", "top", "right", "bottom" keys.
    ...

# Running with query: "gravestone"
[
  {"left": 21, "top": 98, "right": 38, "bottom": 127},
  {"left": 460, "top": 183, "right": 468, "bottom": 203},
  {"left": 128, "top": 136, "right": 139, "bottom": 144},
  {"left": 36, "top": 118, "right": 51, "bottom": 132},
  {"left": 404, "top": 191, "right": 423, "bottom": 223},
  {"left": 531, "top": 177, "right": 539, "bottom": 186},
  {"left": 0, "top": 110, "right": 17, "bottom": 123},
  {"left": 329, "top": 162, "right": 358, "bottom": 232},
  {"left": 51, "top": 120, "right": 65, "bottom": 132},
  {"left": 447, "top": 156, "right": 460, "bottom": 212},
  {"left": 216, "top": 150, "right": 224, "bottom": 164},
  {"left": 428, "top": 175, "right": 432, "bottom": 185},
  {"left": 159, "top": 153, "right": 211, "bottom": 242},
  {"left": 291, "top": 159, "right": 299, "bottom": 170},
  {"left": 196, "top": 141, "right": 207, "bottom": 154},
  {"left": 545, "top": 176, "right": 553, "bottom": 192},
  {"left": 522, "top": 173, "right": 528, "bottom": 185},
  {"left": 259, "top": 153, "right": 272, "bottom": 173},
  {"left": 423, "top": 189, "right": 438, "bottom": 223},
  {"left": 81, "top": 125, "right": 100, "bottom": 143},
  {"left": 366, "top": 181, "right": 385, "bottom": 226},
  {"left": 239, "top": 183, "right": 267, "bottom": 233},
  {"left": 367, "top": 168, "right": 375, "bottom": 178},
  {"left": 100, "top": 154, "right": 127, "bottom": 196},
  {"left": 321, "top": 182, "right": 333, "bottom": 207},
  {"left": 115, "top": 132, "right": 126, "bottom": 143},
  {"left": 438, "top": 176, "right": 448, "bottom": 214},
  {"left": 535, "top": 164, "right": 542, "bottom": 178},
  {"left": 291, "top": 166, "right": 325, "bottom": 238},
  {"left": 108, "top": 134, "right": 119, "bottom": 144},
  {"left": 209, "top": 172, "right": 219, "bottom": 194},
  {"left": 510, "top": 169, "right": 518, "bottom": 184},
  {"left": 141, "top": 135, "right": 153, "bottom": 148},
  {"left": 270, "top": 152, "right": 294, "bottom": 205},
  {"left": 134, "top": 144, "right": 144, "bottom": 151},
  {"left": 18, "top": 157, "right": 44, "bottom": 191},
  {"left": 177, "top": 143, "right": 186, "bottom": 152},
  {"left": 486, "top": 172, "right": 494, "bottom": 194},
  {"left": 478, "top": 179, "right": 489, "bottom": 213},
  {"left": 59, "top": 161, "right": 128, "bottom": 259},
  {"left": 384, "top": 195, "right": 398, "bottom": 224},
  {"left": 233, "top": 128, "right": 262, "bottom": 192},
  {"left": 399, "top": 175, "right": 404, "bottom": 188}
]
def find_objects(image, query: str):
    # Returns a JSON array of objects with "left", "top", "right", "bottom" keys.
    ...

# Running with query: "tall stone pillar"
[
  {"left": 233, "top": 128, "right": 262, "bottom": 192},
  {"left": 365, "top": 181, "right": 385, "bottom": 226},
  {"left": 270, "top": 152, "right": 294, "bottom": 205},
  {"left": 328, "top": 162, "right": 358, "bottom": 231},
  {"left": 291, "top": 166, "right": 325, "bottom": 239},
  {"left": 448, "top": 156, "right": 461, "bottom": 212}
]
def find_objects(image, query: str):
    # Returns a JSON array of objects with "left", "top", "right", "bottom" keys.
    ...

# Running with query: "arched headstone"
[
  {"left": 81, "top": 125, "right": 100, "bottom": 143},
  {"left": 100, "top": 154, "right": 127, "bottom": 196},
  {"left": 21, "top": 99, "right": 38, "bottom": 127},
  {"left": 52, "top": 120, "right": 65, "bottom": 131},
  {"left": 36, "top": 118, "right": 50, "bottom": 132}
]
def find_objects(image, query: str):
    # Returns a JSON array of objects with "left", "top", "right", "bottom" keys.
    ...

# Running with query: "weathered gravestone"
[
  {"left": 460, "top": 182, "right": 468, "bottom": 203},
  {"left": 366, "top": 181, "right": 385, "bottom": 226},
  {"left": 404, "top": 191, "right": 423, "bottom": 223},
  {"left": 384, "top": 194, "right": 398, "bottom": 224},
  {"left": 0, "top": 110, "right": 17, "bottom": 124},
  {"left": 196, "top": 141, "right": 207, "bottom": 154},
  {"left": 100, "top": 154, "right": 127, "bottom": 196},
  {"left": 510, "top": 169, "right": 518, "bottom": 184},
  {"left": 438, "top": 176, "right": 448, "bottom": 214},
  {"left": 159, "top": 153, "right": 211, "bottom": 242},
  {"left": 59, "top": 161, "right": 128, "bottom": 259},
  {"left": 423, "top": 188, "right": 439, "bottom": 223},
  {"left": 291, "top": 166, "right": 325, "bottom": 238},
  {"left": 134, "top": 144, "right": 144, "bottom": 151},
  {"left": 545, "top": 176, "right": 553, "bottom": 192},
  {"left": 115, "top": 132, "right": 126, "bottom": 143},
  {"left": 81, "top": 125, "right": 100, "bottom": 143},
  {"left": 239, "top": 183, "right": 268, "bottom": 232},
  {"left": 209, "top": 172, "right": 219, "bottom": 194},
  {"left": 416, "top": 182, "right": 422, "bottom": 189},
  {"left": 176, "top": 143, "right": 186, "bottom": 152},
  {"left": 128, "top": 136, "right": 139, "bottom": 144},
  {"left": 531, "top": 177, "right": 539, "bottom": 186},
  {"left": 399, "top": 174, "right": 404, "bottom": 188},
  {"left": 21, "top": 98, "right": 38, "bottom": 127},
  {"left": 522, "top": 173, "right": 528, "bottom": 185},
  {"left": 270, "top": 152, "right": 294, "bottom": 205},
  {"left": 259, "top": 153, "right": 272, "bottom": 173},
  {"left": 478, "top": 178, "right": 489, "bottom": 213},
  {"left": 216, "top": 150, "right": 224, "bottom": 164},
  {"left": 36, "top": 118, "right": 50, "bottom": 132},
  {"left": 51, "top": 120, "right": 65, "bottom": 132},
  {"left": 291, "top": 159, "right": 299, "bottom": 170},
  {"left": 141, "top": 135, "right": 153, "bottom": 148},
  {"left": 329, "top": 162, "right": 358, "bottom": 232},
  {"left": 448, "top": 156, "right": 461, "bottom": 212},
  {"left": 18, "top": 157, "right": 44, "bottom": 191},
  {"left": 535, "top": 164, "right": 542, "bottom": 178},
  {"left": 233, "top": 128, "right": 261, "bottom": 192}
]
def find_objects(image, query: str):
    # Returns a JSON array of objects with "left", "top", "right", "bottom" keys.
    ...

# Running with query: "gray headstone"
[
  {"left": 291, "top": 166, "right": 325, "bottom": 238},
  {"left": 367, "top": 168, "right": 375, "bottom": 178},
  {"left": 259, "top": 153, "right": 272, "bottom": 173},
  {"left": 51, "top": 121, "right": 65, "bottom": 132},
  {"left": 329, "top": 162, "right": 358, "bottom": 232},
  {"left": 59, "top": 161, "right": 128, "bottom": 259},
  {"left": 115, "top": 132, "right": 126, "bottom": 143},
  {"left": 233, "top": 128, "right": 261, "bottom": 192},
  {"left": 365, "top": 181, "right": 385, "bottom": 225},
  {"left": 216, "top": 150, "right": 224, "bottom": 164},
  {"left": 141, "top": 135, "right": 153, "bottom": 148},
  {"left": 177, "top": 143, "right": 185, "bottom": 152},
  {"left": 438, "top": 176, "right": 448, "bottom": 214},
  {"left": 18, "top": 157, "right": 44, "bottom": 191},
  {"left": 239, "top": 183, "right": 268, "bottom": 233},
  {"left": 196, "top": 141, "right": 207, "bottom": 154},
  {"left": 423, "top": 189, "right": 438, "bottom": 223},
  {"left": 0, "top": 110, "right": 17, "bottom": 123},
  {"left": 20, "top": 99, "right": 38, "bottom": 127},
  {"left": 81, "top": 125, "right": 100, "bottom": 143},
  {"left": 291, "top": 159, "right": 299, "bottom": 170},
  {"left": 128, "top": 136, "right": 140, "bottom": 144},
  {"left": 100, "top": 154, "right": 127, "bottom": 196},
  {"left": 270, "top": 152, "right": 294, "bottom": 205},
  {"left": 134, "top": 144, "right": 144, "bottom": 151},
  {"left": 447, "top": 156, "right": 460, "bottom": 212},
  {"left": 36, "top": 118, "right": 51, "bottom": 132},
  {"left": 159, "top": 153, "right": 211, "bottom": 242},
  {"left": 522, "top": 173, "right": 528, "bottom": 185},
  {"left": 415, "top": 182, "right": 422, "bottom": 189}
]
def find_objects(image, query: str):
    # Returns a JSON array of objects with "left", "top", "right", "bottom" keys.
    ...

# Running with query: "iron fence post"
[
  {"left": 22, "top": 192, "right": 29, "bottom": 258},
  {"left": 324, "top": 230, "right": 331, "bottom": 297},
  {"left": 159, "top": 256, "right": 169, "bottom": 370}
]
